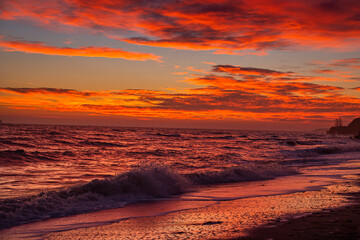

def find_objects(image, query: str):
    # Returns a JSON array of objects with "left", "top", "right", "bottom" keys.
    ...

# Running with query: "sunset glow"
[
  {"left": 2, "top": 2, "right": 360, "bottom": 239},
  {"left": 0, "top": 0, "right": 359, "bottom": 129}
]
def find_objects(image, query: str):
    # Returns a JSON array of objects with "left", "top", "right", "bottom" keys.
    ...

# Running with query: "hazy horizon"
[{"left": 0, "top": 117, "right": 340, "bottom": 132}]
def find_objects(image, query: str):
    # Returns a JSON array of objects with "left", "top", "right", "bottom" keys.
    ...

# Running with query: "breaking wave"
[
  {"left": 288, "top": 143, "right": 360, "bottom": 158},
  {"left": 186, "top": 164, "right": 297, "bottom": 185},
  {"left": 0, "top": 163, "right": 296, "bottom": 229}
]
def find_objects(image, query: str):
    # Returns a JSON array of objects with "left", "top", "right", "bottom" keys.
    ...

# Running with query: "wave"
[
  {"left": 205, "top": 135, "right": 236, "bottom": 140},
  {"left": 186, "top": 163, "right": 297, "bottom": 185},
  {"left": 222, "top": 146, "right": 243, "bottom": 150},
  {"left": 0, "top": 163, "right": 296, "bottom": 229},
  {"left": 0, "top": 150, "right": 33, "bottom": 165},
  {"left": 79, "top": 140, "right": 127, "bottom": 147},
  {"left": 62, "top": 150, "right": 76, "bottom": 157},
  {"left": 0, "top": 139, "right": 35, "bottom": 148},
  {"left": 126, "top": 149, "right": 181, "bottom": 157},
  {"left": 7, "top": 137, "right": 34, "bottom": 141},
  {"left": 285, "top": 142, "right": 360, "bottom": 158},
  {"left": 153, "top": 133, "right": 182, "bottom": 138},
  {"left": 0, "top": 149, "right": 28, "bottom": 162},
  {"left": 295, "top": 140, "right": 323, "bottom": 145},
  {"left": 47, "top": 131, "right": 62, "bottom": 136},
  {"left": 282, "top": 139, "right": 322, "bottom": 146},
  {"left": 0, "top": 150, "right": 55, "bottom": 166},
  {"left": 53, "top": 139, "right": 73, "bottom": 145}
]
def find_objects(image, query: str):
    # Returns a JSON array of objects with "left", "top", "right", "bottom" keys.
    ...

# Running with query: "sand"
[
  {"left": 238, "top": 192, "right": 360, "bottom": 240},
  {"left": 44, "top": 180, "right": 360, "bottom": 240}
]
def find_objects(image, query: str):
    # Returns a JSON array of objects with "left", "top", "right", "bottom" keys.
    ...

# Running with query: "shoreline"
[
  {"left": 42, "top": 179, "right": 360, "bottom": 239},
  {"left": 1, "top": 171, "right": 359, "bottom": 239},
  {"left": 238, "top": 190, "right": 360, "bottom": 240}
]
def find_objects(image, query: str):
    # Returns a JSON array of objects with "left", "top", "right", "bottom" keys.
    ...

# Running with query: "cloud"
[
  {"left": 1, "top": 0, "right": 360, "bottom": 53},
  {"left": 314, "top": 69, "right": 337, "bottom": 74},
  {"left": 0, "top": 37, "right": 162, "bottom": 61},
  {"left": 209, "top": 64, "right": 340, "bottom": 83},
  {"left": 212, "top": 65, "right": 293, "bottom": 77},
  {"left": 202, "top": 62, "right": 216, "bottom": 65},
  {"left": 172, "top": 72, "right": 189, "bottom": 75},
  {"left": 186, "top": 66, "right": 207, "bottom": 73},
  {"left": 311, "top": 58, "right": 360, "bottom": 68},
  {"left": 187, "top": 75, "right": 343, "bottom": 96},
  {"left": 328, "top": 58, "right": 360, "bottom": 67},
  {"left": 0, "top": 87, "right": 101, "bottom": 97},
  {"left": 1, "top": 63, "right": 358, "bottom": 121},
  {"left": 310, "top": 58, "right": 360, "bottom": 82},
  {"left": 212, "top": 50, "right": 268, "bottom": 56}
]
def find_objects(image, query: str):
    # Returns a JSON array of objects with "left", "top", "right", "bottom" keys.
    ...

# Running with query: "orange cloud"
[
  {"left": 213, "top": 50, "right": 268, "bottom": 56},
  {"left": 0, "top": 87, "right": 102, "bottom": 97},
  {"left": 202, "top": 62, "right": 216, "bottom": 65},
  {"left": 212, "top": 65, "right": 294, "bottom": 77},
  {"left": 1, "top": 0, "right": 359, "bottom": 53},
  {"left": 0, "top": 37, "right": 161, "bottom": 61},
  {"left": 172, "top": 72, "right": 189, "bottom": 75},
  {"left": 328, "top": 58, "right": 360, "bottom": 67},
  {"left": 310, "top": 58, "right": 360, "bottom": 82},
  {"left": 210, "top": 64, "right": 342, "bottom": 83},
  {"left": 1, "top": 62, "right": 359, "bottom": 121},
  {"left": 314, "top": 69, "right": 338, "bottom": 74},
  {"left": 186, "top": 66, "right": 207, "bottom": 73}
]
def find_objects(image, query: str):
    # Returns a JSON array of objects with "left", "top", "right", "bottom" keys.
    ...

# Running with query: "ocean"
[{"left": 0, "top": 124, "right": 360, "bottom": 238}]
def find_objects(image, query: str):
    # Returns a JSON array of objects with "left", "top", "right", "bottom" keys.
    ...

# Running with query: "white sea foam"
[{"left": 0, "top": 163, "right": 296, "bottom": 229}]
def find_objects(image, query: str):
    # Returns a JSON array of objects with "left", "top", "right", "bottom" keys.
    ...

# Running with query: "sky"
[{"left": 0, "top": 0, "right": 359, "bottom": 130}]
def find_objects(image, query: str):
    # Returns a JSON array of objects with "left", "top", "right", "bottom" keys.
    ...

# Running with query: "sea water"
[{"left": 0, "top": 123, "right": 359, "bottom": 230}]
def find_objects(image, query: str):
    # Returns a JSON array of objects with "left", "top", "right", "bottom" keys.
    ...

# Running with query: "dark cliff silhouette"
[{"left": 327, "top": 117, "right": 360, "bottom": 135}]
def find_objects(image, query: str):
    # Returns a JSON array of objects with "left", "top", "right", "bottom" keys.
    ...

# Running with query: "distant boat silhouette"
[{"left": 327, "top": 117, "right": 360, "bottom": 135}]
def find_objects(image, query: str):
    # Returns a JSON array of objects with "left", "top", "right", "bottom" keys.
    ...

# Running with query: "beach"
[
  {"left": 2, "top": 0, "right": 360, "bottom": 238},
  {"left": 42, "top": 178, "right": 360, "bottom": 239},
  {"left": 1, "top": 169, "right": 359, "bottom": 239},
  {"left": 240, "top": 192, "right": 360, "bottom": 240},
  {"left": 1, "top": 125, "right": 360, "bottom": 239}
]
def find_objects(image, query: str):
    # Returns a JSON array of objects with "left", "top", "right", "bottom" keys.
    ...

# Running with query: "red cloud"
[
  {"left": 1, "top": 0, "right": 359, "bottom": 53},
  {"left": 1, "top": 63, "right": 358, "bottom": 121},
  {"left": 210, "top": 64, "right": 339, "bottom": 83},
  {"left": 0, "top": 88, "right": 102, "bottom": 97},
  {"left": 310, "top": 58, "right": 360, "bottom": 82},
  {"left": 212, "top": 65, "right": 293, "bottom": 77},
  {"left": 0, "top": 38, "right": 162, "bottom": 61},
  {"left": 314, "top": 69, "right": 337, "bottom": 74},
  {"left": 187, "top": 75, "right": 342, "bottom": 96},
  {"left": 329, "top": 58, "right": 360, "bottom": 67}
]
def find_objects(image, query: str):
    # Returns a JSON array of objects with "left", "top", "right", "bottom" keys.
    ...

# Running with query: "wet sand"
[
  {"left": 44, "top": 181, "right": 360, "bottom": 240},
  {"left": 238, "top": 191, "right": 360, "bottom": 240}
]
